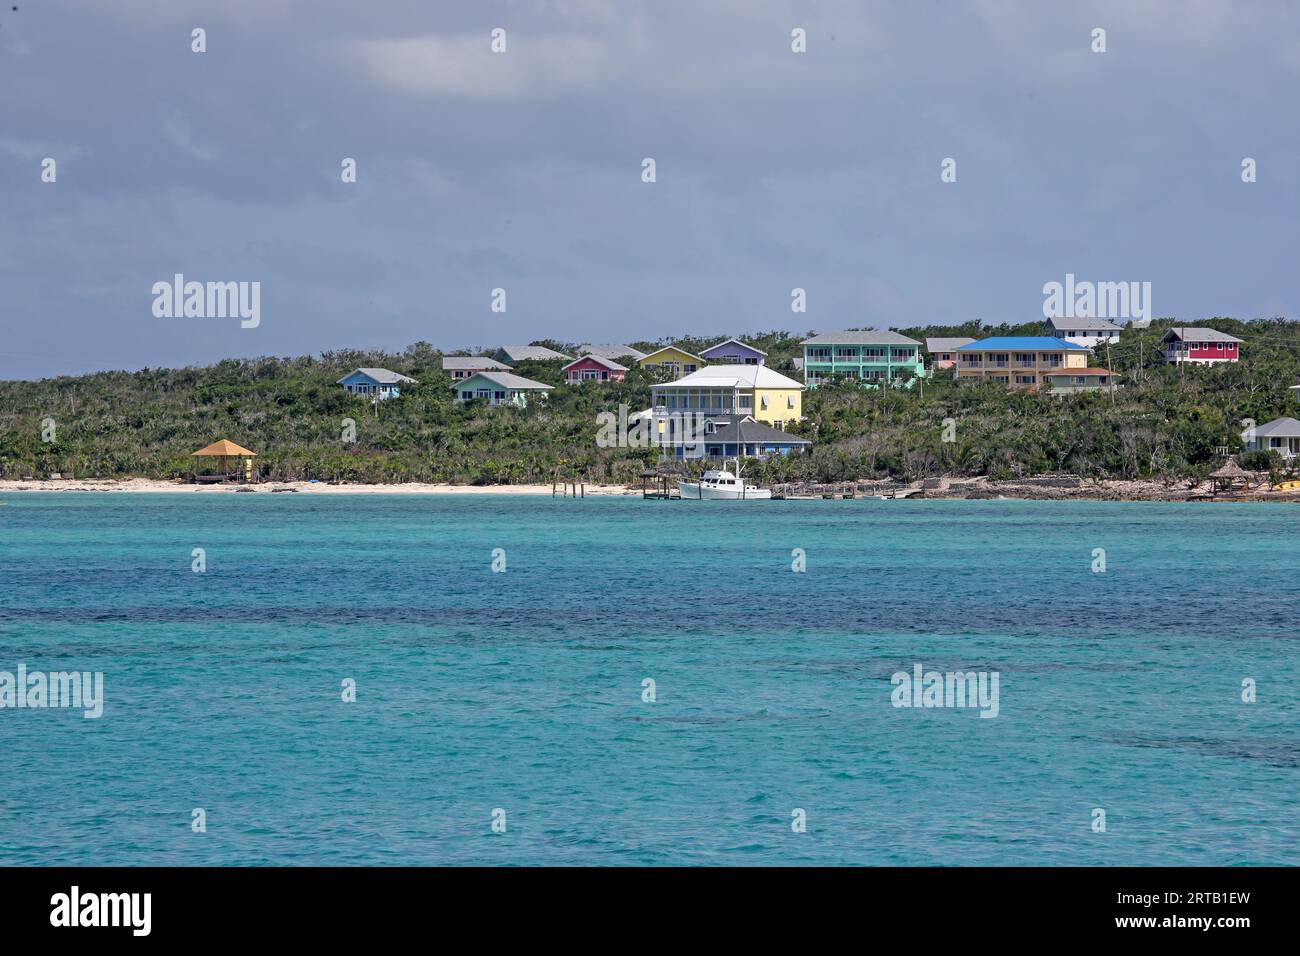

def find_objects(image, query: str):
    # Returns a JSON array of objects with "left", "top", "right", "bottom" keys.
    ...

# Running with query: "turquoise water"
[{"left": 1, "top": 493, "right": 1297, "bottom": 866}]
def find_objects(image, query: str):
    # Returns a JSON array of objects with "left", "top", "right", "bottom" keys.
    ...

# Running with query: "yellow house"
[
  {"left": 638, "top": 345, "right": 704, "bottom": 379},
  {"left": 955, "top": 336, "right": 1089, "bottom": 389},
  {"left": 650, "top": 365, "right": 803, "bottom": 429}
]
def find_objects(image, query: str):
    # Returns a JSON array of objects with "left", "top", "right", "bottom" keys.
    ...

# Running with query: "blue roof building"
[{"left": 954, "top": 337, "right": 1091, "bottom": 389}]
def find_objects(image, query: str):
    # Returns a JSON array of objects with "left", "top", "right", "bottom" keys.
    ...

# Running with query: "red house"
[
  {"left": 563, "top": 354, "right": 627, "bottom": 384},
  {"left": 1161, "top": 327, "right": 1241, "bottom": 365}
]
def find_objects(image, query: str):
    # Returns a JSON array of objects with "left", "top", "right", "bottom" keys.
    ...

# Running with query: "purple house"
[{"left": 699, "top": 338, "right": 767, "bottom": 366}]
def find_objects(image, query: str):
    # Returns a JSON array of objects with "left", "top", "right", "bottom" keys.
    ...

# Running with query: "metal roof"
[
  {"left": 563, "top": 354, "right": 628, "bottom": 372},
  {"left": 441, "top": 356, "right": 511, "bottom": 371},
  {"left": 700, "top": 338, "right": 768, "bottom": 357},
  {"left": 1161, "top": 327, "right": 1243, "bottom": 343},
  {"left": 651, "top": 365, "right": 804, "bottom": 390},
  {"left": 1044, "top": 316, "right": 1124, "bottom": 331},
  {"left": 457, "top": 371, "right": 554, "bottom": 390},
  {"left": 1250, "top": 417, "right": 1300, "bottom": 438},
  {"left": 925, "top": 337, "right": 976, "bottom": 352},
  {"left": 495, "top": 345, "right": 573, "bottom": 361},
  {"left": 801, "top": 330, "right": 922, "bottom": 346},
  {"left": 337, "top": 367, "right": 417, "bottom": 384},
  {"left": 702, "top": 419, "right": 810, "bottom": 445},
  {"left": 579, "top": 344, "right": 647, "bottom": 361},
  {"left": 956, "top": 337, "right": 1088, "bottom": 351}
]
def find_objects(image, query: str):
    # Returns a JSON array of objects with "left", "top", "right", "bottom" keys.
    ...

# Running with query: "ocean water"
[{"left": 0, "top": 492, "right": 1297, "bottom": 866}]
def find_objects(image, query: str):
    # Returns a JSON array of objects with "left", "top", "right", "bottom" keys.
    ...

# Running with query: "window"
[
  {"left": 760, "top": 395, "right": 769, "bottom": 409},
  {"left": 787, "top": 395, "right": 795, "bottom": 408}
]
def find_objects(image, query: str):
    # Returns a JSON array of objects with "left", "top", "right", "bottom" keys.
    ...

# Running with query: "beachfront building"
[
  {"left": 657, "top": 412, "right": 810, "bottom": 460},
  {"left": 650, "top": 365, "right": 804, "bottom": 431},
  {"left": 337, "top": 368, "right": 417, "bottom": 399},
  {"left": 638, "top": 345, "right": 704, "bottom": 379},
  {"left": 925, "top": 337, "right": 975, "bottom": 370},
  {"left": 1041, "top": 368, "right": 1117, "bottom": 394},
  {"left": 699, "top": 338, "right": 767, "bottom": 365},
  {"left": 441, "top": 356, "right": 512, "bottom": 380},
  {"left": 1242, "top": 417, "right": 1300, "bottom": 460},
  {"left": 492, "top": 345, "right": 572, "bottom": 364},
  {"left": 453, "top": 371, "right": 553, "bottom": 408},
  {"left": 579, "top": 344, "right": 647, "bottom": 362},
  {"left": 1043, "top": 316, "right": 1122, "bottom": 348},
  {"left": 955, "top": 337, "right": 1089, "bottom": 389},
  {"left": 191, "top": 439, "right": 257, "bottom": 484},
  {"left": 1160, "top": 328, "right": 1242, "bottom": 365},
  {"left": 801, "top": 331, "right": 925, "bottom": 387},
  {"left": 563, "top": 354, "right": 627, "bottom": 384}
]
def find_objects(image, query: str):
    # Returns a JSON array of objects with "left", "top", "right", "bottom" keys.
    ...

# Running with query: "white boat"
[{"left": 677, "top": 460, "right": 772, "bottom": 500}]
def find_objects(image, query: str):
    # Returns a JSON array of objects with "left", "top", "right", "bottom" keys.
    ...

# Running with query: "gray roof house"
[
  {"left": 337, "top": 367, "right": 417, "bottom": 399},
  {"left": 661, "top": 413, "right": 811, "bottom": 461},
  {"left": 579, "top": 344, "right": 648, "bottom": 362},
  {"left": 452, "top": 370, "right": 555, "bottom": 408},
  {"left": 925, "top": 337, "right": 976, "bottom": 352},
  {"left": 924, "top": 337, "right": 977, "bottom": 368},
  {"left": 493, "top": 345, "right": 573, "bottom": 363},
  {"left": 1243, "top": 417, "right": 1300, "bottom": 459},
  {"left": 1162, "top": 327, "right": 1243, "bottom": 343},
  {"left": 1044, "top": 316, "right": 1123, "bottom": 347},
  {"left": 441, "top": 356, "right": 512, "bottom": 380}
]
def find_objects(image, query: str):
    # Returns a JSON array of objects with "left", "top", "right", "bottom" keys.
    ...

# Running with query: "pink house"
[
  {"left": 1160, "top": 328, "right": 1242, "bottom": 365},
  {"left": 563, "top": 354, "right": 627, "bottom": 384}
]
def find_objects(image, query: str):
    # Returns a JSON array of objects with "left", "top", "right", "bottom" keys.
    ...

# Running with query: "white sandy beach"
[{"left": 0, "top": 478, "right": 641, "bottom": 496}]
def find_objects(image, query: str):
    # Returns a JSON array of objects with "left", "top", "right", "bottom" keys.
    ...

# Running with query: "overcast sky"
[{"left": 2, "top": 0, "right": 1297, "bottom": 379}]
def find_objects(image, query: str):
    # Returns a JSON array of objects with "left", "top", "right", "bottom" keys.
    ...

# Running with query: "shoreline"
[
  {"left": 0, "top": 478, "right": 641, "bottom": 496},
  {"left": 2, "top": 476, "right": 1297, "bottom": 503}
]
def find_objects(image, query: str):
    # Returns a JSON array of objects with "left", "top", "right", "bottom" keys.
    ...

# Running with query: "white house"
[
  {"left": 1243, "top": 417, "right": 1300, "bottom": 460},
  {"left": 1043, "top": 316, "right": 1122, "bottom": 348},
  {"left": 337, "top": 368, "right": 416, "bottom": 399}
]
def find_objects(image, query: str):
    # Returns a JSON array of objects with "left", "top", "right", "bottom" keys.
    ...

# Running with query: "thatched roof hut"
[{"left": 1209, "top": 458, "right": 1252, "bottom": 493}]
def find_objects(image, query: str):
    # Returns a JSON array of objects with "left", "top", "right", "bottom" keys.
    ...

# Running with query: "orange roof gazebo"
[{"left": 191, "top": 439, "right": 257, "bottom": 482}]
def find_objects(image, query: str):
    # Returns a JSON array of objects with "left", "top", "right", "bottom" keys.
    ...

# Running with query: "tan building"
[{"left": 955, "top": 336, "right": 1089, "bottom": 389}]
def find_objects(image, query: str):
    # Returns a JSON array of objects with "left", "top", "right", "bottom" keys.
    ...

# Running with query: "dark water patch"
[{"left": 1115, "top": 735, "right": 1300, "bottom": 769}]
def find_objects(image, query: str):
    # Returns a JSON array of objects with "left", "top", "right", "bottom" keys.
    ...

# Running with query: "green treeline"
[{"left": 2, "top": 318, "right": 1297, "bottom": 484}]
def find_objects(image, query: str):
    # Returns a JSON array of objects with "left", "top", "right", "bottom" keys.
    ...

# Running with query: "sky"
[{"left": 1, "top": 0, "right": 1298, "bottom": 380}]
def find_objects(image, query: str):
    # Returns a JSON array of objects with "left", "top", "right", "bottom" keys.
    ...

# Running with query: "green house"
[
  {"left": 801, "top": 330, "right": 926, "bottom": 387},
  {"left": 453, "top": 371, "right": 553, "bottom": 408}
]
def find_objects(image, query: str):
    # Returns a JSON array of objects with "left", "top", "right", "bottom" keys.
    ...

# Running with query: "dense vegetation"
[{"left": 2, "top": 319, "right": 1298, "bottom": 484}]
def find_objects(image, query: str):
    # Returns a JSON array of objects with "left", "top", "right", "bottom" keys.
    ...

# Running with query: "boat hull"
[{"left": 677, "top": 481, "right": 772, "bottom": 500}]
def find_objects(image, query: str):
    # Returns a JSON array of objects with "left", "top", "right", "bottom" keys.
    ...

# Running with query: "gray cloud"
[{"left": 2, "top": 0, "right": 1296, "bottom": 377}]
